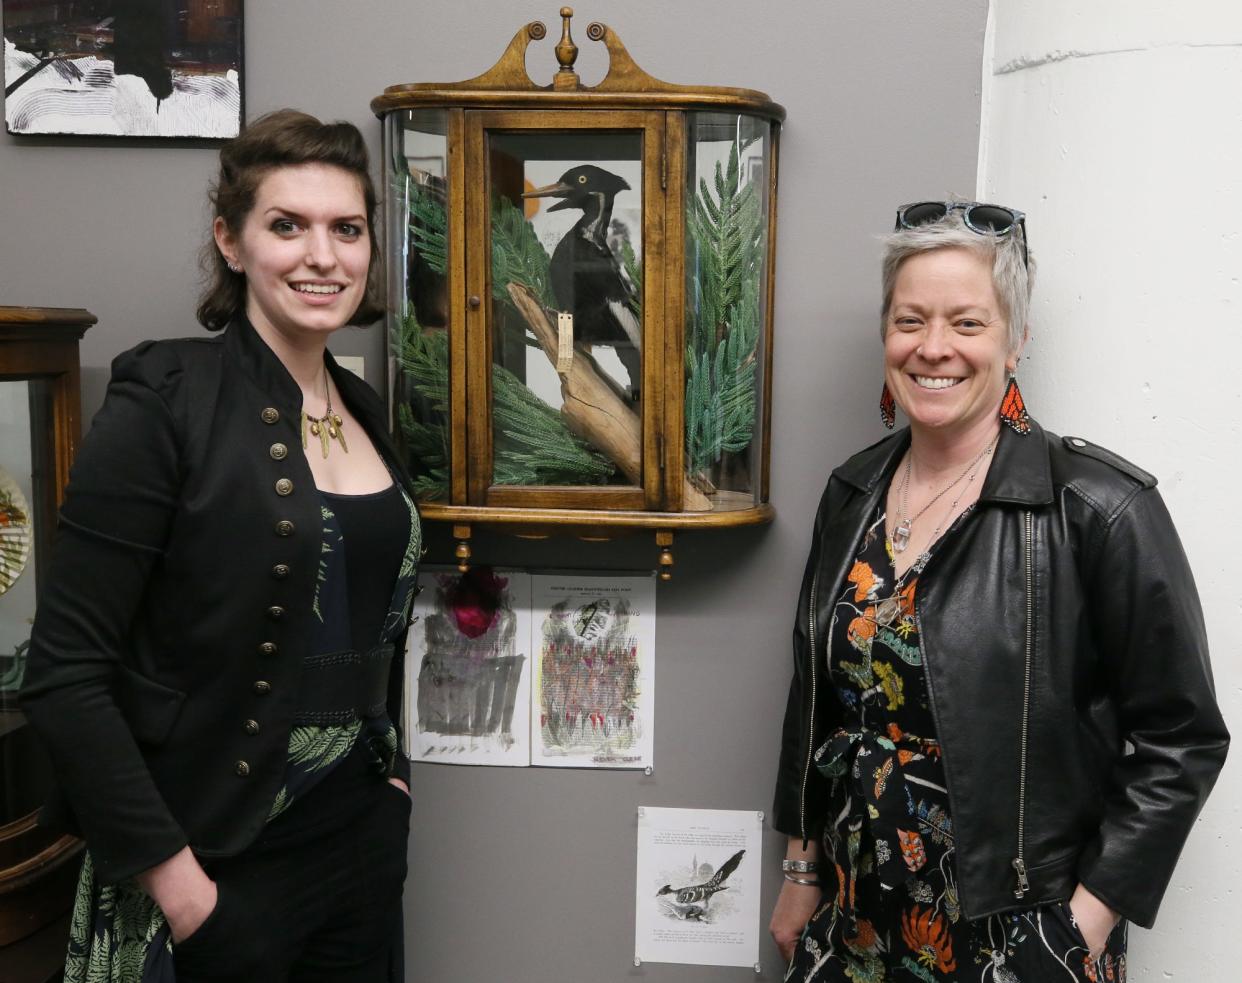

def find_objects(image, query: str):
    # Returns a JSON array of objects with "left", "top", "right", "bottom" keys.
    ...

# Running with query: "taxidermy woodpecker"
[
  {"left": 656, "top": 849, "right": 745, "bottom": 920},
  {"left": 522, "top": 165, "right": 642, "bottom": 394}
]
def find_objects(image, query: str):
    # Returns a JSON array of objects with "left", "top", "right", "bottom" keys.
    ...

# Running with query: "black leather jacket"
[{"left": 772, "top": 420, "right": 1228, "bottom": 929}]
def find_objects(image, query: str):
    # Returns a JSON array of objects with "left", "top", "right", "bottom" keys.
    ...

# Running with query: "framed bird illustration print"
[{"left": 375, "top": 9, "right": 784, "bottom": 576}]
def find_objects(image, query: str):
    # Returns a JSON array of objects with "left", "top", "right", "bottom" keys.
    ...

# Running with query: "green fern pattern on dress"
[
  {"left": 64, "top": 854, "right": 171, "bottom": 983},
  {"left": 312, "top": 504, "right": 338, "bottom": 624},
  {"left": 267, "top": 719, "right": 363, "bottom": 821},
  {"left": 290, "top": 719, "right": 362, "bottom": 769}
]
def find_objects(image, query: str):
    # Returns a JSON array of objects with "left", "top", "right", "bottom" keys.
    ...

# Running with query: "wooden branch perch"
[{"left": 506, "top": 283, "right": 712, "bottom": 511}]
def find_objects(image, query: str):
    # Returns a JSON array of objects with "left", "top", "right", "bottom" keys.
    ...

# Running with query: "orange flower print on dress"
[
  {"left": 897, "top": 579, "right": 917, "bottom": 618},
  {"left": 847, "top": 560, "right": 877, "bottom": 602},
  {"left": 848, "top": 608, "right": 878, "bottom": 647},
  {"left": 897, "top": 829, "right": 927, "bottom": 872},
  {"left": 845, "top": 917, "right": 877, "bottom": 951},
  {"left": 900, "top": 905, "right": 956, "bottom": 973},
  {"left": 1084, "top": 955, "right": 1099, "bottom": 982}
]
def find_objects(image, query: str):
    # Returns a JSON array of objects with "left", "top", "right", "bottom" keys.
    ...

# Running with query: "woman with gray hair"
[{"left": 768, "top": 202, "right": 1227, "bottom": 982}]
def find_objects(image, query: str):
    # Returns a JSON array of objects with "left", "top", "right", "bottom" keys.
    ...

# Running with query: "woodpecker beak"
[{"left": 521, "top": 181, "right": 572, "bottom": 199}]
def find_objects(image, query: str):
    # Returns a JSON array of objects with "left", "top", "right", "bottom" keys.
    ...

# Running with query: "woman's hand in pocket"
[
  {"left": 136, "top": 846, "right": 218, "bottom": 943},
  {"left": 387, "top": 776, "right": 410, "bottom": 797},
  {"left": 1067, "top": 884, "right": 1119, "bottom": 959}
]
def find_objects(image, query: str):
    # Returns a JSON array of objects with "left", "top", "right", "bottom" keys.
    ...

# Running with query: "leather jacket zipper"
[
  {"left": 1012, "top": 509, "right": 1034, "bottom": 898},
  {"left": 799, "top": 568, "right": 821, "bottom": 844}
]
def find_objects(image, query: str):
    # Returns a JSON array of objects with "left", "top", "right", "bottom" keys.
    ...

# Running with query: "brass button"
[
  {"left": 258, "top": 641, "right": 277, "bottom": 655},
  {"left": 271, "top": 564, "right": 290, "bottom": 580},
  {"left": 253, "top": 680, "right": 271, "bottom": 695},
  {"left": 275, "top": 520, "right": 295, "bottom": 537},
  {"left": 275, "top": 478, "right": 293, "bottom": 496},
  {"left": 235, "top": 760, "right": 251, "bottom": 777},
  {"left": 269, "top": 442, "right": 288, "bottom": 461},
  {"left": 243, "top": 719, "right": 260, "bottom": 736},
  {"left": 266, "top": 605, "right": 285, "bottom": 621},
  {"left": 261, "top": 407, "right": 280, "bottom": 424}
]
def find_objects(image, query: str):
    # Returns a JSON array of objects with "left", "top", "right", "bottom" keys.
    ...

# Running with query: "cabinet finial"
[{"left": 553, "top": 7, "right": 580, "bottom": 90}]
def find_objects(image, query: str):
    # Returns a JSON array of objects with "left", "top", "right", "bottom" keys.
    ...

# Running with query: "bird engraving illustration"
[
  {"left": 656, "top": 849, "right": 745, "bottom": 920},
  {"left": 522, "top": 165, "right": 642, "bottom": 396}
]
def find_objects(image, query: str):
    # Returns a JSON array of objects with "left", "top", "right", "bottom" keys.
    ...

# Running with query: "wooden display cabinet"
[
  {"left": 0, "top": 306, "right": 93, "bottom": 981},
  {"left": 373, "top": 9, "right": 785, "bottom": 577}
]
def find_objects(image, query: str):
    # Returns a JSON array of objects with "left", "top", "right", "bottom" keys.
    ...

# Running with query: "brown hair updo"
[{"left": 196, "top": 109, "right": 383, "bottom": 331}]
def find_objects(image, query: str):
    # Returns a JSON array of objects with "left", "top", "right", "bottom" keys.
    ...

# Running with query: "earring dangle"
[
  {"left": 999, "top": 375, "right": 1031, "bottom": 434},
  {"left": 880, "top": 382, "right": 896, "bottom": 430},
  {"left": 227, "top": 261, "right": 242, "bottom": 274}
]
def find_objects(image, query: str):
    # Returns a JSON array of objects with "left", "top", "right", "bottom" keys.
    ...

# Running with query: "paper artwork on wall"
[
  {"left": 634, "top": 806, "right": 762, "bottom": 969},
  {"left": 408, "top": 567, "right": 532, "bottom": 766},
  {"left": 3, "top": 1, "right": 243, "bottom": 137},
  {"left": 404, "top": 567, "right": 656, "bottom": 769},
  {"left": 531, "top": 572, "right": 655, "bottom": 769}
]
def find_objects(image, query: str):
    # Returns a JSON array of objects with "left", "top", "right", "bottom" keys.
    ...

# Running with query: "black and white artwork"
[
  {"left": 4, "top": 0, "right": 242, "bottom": 137},
  {"left": 635, "top": 807, "right": 763, "bottom": 969},
  {"left": 408, "top": 567, "right": 532, "bottom": 766}
]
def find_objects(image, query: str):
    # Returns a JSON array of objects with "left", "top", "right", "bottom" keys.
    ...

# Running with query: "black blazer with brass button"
[{"left": 20, "top": 318, "right": 418, "bottom": 885}]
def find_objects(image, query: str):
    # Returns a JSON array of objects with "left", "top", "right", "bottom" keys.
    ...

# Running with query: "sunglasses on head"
[{"left": 895, "top": 201, "right": 1028, "bottom": 269}]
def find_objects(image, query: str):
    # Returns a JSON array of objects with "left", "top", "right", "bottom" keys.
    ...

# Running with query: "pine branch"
[
  {"left": 491, "top": 197, "right": 556, "bottom": 309},
  {"left": 395, "top": 313, "right": 614, "bottom": 494},
  {"left": 396, "top": 185, "right": 616, "bottom": 490},
  {"left": 685, "top": 137, "right": 765, "bottom": 476},
  {"left": 407, "top": 180, "right": 448, "bottom": 275}
]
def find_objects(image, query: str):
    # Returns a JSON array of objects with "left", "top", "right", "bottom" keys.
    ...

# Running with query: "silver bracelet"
[
  {"left": 782, "top": 872, "right": 820, "bottom": 886},
  {"left": 781, "top": 859, "right": 819, "bottom": 874}
]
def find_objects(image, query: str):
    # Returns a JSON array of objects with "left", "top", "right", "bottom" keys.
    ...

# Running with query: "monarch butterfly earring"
[
  {"left": 880, "top": 382, "right": 896, "bottom": 430},
  {"left": 999, "top": 374, "right": 1031, "bottom": 434}
]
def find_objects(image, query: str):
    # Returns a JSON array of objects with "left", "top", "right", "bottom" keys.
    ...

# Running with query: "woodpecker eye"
[{"left": 578, "top": 175, "right": 588, "bottom": 184}]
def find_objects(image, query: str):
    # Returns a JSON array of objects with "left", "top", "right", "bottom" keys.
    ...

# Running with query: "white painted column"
[{"left": 978, "top": 3, "right": 1241, "bottom": 978}]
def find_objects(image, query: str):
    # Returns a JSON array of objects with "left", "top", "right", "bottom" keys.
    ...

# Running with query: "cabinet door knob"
[{"left": 468, "top": 295, "right": 481, "bottom": 309}]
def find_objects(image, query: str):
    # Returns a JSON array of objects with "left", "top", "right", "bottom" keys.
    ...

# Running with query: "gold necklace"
[{"left": 301, "top": 365, "right": 348, "bottom": 458}]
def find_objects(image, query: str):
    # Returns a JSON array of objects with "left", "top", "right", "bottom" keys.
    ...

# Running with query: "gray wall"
[{"left": 0, "top": 2, "right": 988, "bottom": 980}]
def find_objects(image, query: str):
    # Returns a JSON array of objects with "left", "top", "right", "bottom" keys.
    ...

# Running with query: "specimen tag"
[{"left": 557, "top": 312, "right": 574, "bottom": 374}]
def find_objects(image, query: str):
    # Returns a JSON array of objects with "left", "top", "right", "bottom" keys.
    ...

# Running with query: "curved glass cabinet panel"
[
  {"left": 683, "top": 112, "right": 774, "bottom": 512},
  {"left": 386, "top": 109, "right": 451, "bottom": 500}
]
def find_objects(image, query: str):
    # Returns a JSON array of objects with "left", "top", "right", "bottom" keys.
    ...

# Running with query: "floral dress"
[
  {"left": 785, "top": 508, "right": 1126, "bottom": 983},
  {"left": 62, "top": 488, "right": 421, "bottom": 983}
]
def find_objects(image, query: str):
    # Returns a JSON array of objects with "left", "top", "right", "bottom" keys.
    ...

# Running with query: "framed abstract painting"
[{"left": 3, "top": 0, "right": 243, "bottom": 138}]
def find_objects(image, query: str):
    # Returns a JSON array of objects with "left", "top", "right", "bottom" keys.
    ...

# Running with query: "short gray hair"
[{"left": 879, "top": 210, "right": 1035, "bottom": 354}]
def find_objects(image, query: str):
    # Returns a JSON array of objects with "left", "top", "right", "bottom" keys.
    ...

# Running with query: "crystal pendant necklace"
[
  {"left": 301, "top": 365, "right": 348, "bottom": 459},
  {"left": 877, "top": 434, "right": 999, "bottom": 626},
  {"left": 892, "top": 433, "right": 999, "bottom": 554}
]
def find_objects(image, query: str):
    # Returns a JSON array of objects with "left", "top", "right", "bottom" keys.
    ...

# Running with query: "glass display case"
[
  {"left": 375, "top": 9, "right": 784, "bottom": 575},
  {"left": 0, "top": 306, "right": 92, "bottom": 974}
]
